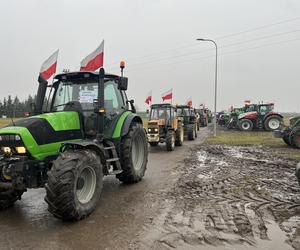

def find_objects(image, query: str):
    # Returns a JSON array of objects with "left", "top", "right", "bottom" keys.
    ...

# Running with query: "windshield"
[
  {"left": 150, "top": 108, "right": 170, "bottom": 120},
  {"left": 51, "top": 79, "right": 124, "bottom": 112},
  {"left": 177, "top": 108, "right": 190, "bottom": 116}
]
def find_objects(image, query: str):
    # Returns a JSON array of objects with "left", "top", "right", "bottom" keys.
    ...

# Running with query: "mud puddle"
[{"left": 139, "top": 145, "right": 300, "bottom": 249}]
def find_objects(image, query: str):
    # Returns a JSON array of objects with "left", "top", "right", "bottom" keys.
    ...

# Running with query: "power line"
[
  {"left": 106, "top": 16, "right": 300, "bottom": 68},
  {"left": 124, "top": 37, "right": 300, "bottom": 73},
  {"left": 108, "top": 29, "right": 300, "bottom": 71}
]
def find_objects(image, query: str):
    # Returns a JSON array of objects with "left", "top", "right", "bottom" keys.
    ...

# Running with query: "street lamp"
[{"left": 196, "top": 38, "right": 218, "bottom": 136}]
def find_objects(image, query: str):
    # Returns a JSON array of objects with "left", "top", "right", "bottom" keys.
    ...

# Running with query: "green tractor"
[
  {"left": 176, "top": 105, "right": 197, "bottom": 140},
  {"left": 274, "top": 116, "right": 300, "bottom": 148},
  {"left": 0, "top": 68, "right": 148, "bottom": 220}
]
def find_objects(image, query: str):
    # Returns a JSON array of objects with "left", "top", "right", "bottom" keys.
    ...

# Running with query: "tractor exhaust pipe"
[
  {"left": 35, "top": 75, "right": 48, "bottom": 115},
  {"left": 96, "top": 68, "right": 105, "bottom": 140}
]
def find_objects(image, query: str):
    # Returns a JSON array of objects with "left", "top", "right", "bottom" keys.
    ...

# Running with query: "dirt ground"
[
  {"left": 1, "top": 126, "right": 300, "bottom": 250},
  {"left": 139, "top": 143, "right": 300, "bottom": 250}
]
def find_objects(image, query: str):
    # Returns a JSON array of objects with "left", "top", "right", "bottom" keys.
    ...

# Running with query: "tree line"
[{"left": 0, "top": 95, "right": 35, "bottom": 118}]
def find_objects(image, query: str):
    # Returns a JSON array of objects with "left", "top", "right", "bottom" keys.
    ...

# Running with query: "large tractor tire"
[
  {"left": 0, "top": 189, "right": 24, "bottom": 210},
  {"left": 149, "top": 142, "right": 159, "bottom": 147},
  {"left": 290, "top": 127, "right": 300, "bottom": 149},
  {"left": 239, "top": 119, "right": 253, "bottom": 131},
  {"left": 45, "top": 150, "right": 103, "bottom": 221},
  {"left": 296, "top": 163, "right": 300, "bottom": 187},
  {"left": 117, "top": 123, "right": 148, "bottom": 184},
  {"left": 264, "top": 115, "right": 283, "bottom": 131},
  {"left": 166, "top": 130, "right": 175, "bottom": 151},
  {"left": 175, "top": 124, "right": 184, "bottom": 146},
  {"left": 188, "top": 125, "right": 195, "bottom": 140}
]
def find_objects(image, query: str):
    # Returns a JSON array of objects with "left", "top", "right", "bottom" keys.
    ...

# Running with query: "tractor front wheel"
[
  {"left": 290, "top": 127, "right": 300, "bottom": 148},
  {"left": 117, "top": 123, "right": 148, "bottom": 184},
  {"left": 239, "top": 119, "right": 253, "bottom": 131},
  {"left": 166, "top": 130, "right": 175, "bottom": 151},
  {"left": 175, "top": 124, "right": 184, "bottom": 146},
  {"left": 0, "top": 189, "right": 24, "bottom": 210},
  {"left": 45, "top": 150, "right": 103, "bottom": 221},
  {"left": 264, "top": 115, "right": 282, "bottom": 131}
]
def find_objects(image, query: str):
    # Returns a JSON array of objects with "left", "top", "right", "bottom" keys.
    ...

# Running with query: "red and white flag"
[
  {"left": 186, "top": 97, "right": 192, "bottom": 106},
  {"left": 161, "top": 89, "right": 173, "bottom": 102},
  {"left": 80, "top": 40, "right": 104, "bottom": 71},
  {"left": 40, "top": 50, "right": 59, "bottom": 80},
  {"left": 244, "top": 99, "right": 251, "bottom": 104},
  {"left": 145, "top": 91, "right": 152, "bottom": 105}
]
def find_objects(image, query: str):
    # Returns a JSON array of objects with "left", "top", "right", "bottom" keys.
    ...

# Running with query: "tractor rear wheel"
[
  {"left": 0, "top": 189, "right": 24, "bottom": 210},
  {"left": 117, "top": 123, "right": 148, "bottom": 184},
  {"left": 175, "top": 124, "right": 184, "bottom": 146},
  {"left": 45, "top": 150, "right": 103, "bottom": 221},
  {"left": 166, "top": 130, "right": 175, "bottom": 151},
  {"left": 239, "top": 119, "right": 253, "bottom": 131},
  {"left": 264, "top": 115, "right": 282, "bottom": 131},
  {"left": 149, "top": 142, "right": 159, "bottom": 147}
]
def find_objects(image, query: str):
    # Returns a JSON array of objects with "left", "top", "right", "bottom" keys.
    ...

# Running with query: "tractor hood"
[
  {"left": 238, "top": 111, "right": 257, "bottom": 120},
  {"left": 0, "top": 112, "right": 82, "bottom": 160}
]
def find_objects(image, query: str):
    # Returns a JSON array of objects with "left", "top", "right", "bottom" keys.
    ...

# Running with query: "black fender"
[
  {"left": 264, "top": 113, "right": 284, "bottom": 120},
  {"left": 121, "top": 113, "right": 143, "bottom": 137},
  {"left": 60, "top": 141, "right": 107, "bottom": 173}
]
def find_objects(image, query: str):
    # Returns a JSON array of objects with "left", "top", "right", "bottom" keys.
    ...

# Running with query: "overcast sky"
[{"left": 0, "top": 0, "right": 299, "bottom": 112}]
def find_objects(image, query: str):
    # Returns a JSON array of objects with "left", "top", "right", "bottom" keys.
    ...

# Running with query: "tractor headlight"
[
  {"left": 154, "top": 128, "right": 158, "bottom": 132},
  {"left": 2, "top": 147, "right": 12, "bottom": 154},
  {"left": 16, "top": 146, "right": 26, "bottom": 154},
  {"left": 148, "top": 128, "right": 151, "bottom": 132}
]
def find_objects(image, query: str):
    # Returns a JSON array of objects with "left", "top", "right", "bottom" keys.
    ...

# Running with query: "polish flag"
[
  {"left": 161, "top": 89, "right": 173, "bottom": 101},
  {"left": 145, "top": 91, "right": 152, "bottom": 105},
  {"left": 80, "top": 40, "right": 104, "bottom": 71},
  {"left": 186, "top": 97, "right": 192, "bottom": 106},
  {"left": 40, "top": 50, "right": 59, "bottom": 80},
  {"left": 244, "top": 100, "right": 251, "bottom": 104}
]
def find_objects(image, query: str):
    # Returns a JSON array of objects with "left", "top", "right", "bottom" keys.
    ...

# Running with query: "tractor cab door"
[{"left": 103, "top": 81, "right": 127, "bottom": 138}]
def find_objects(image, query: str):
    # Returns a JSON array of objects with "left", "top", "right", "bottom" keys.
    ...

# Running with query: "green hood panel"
[
  {"left": 28, "top": 112, "right": 80, "bottom": 131},
  {"left": 0, "top": 112, "right": 82, "bottom": 160}
]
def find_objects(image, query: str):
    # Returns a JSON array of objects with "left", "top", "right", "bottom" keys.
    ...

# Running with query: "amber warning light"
[{"left": 120, "top": 61, "right": 125, "bottom": 69}]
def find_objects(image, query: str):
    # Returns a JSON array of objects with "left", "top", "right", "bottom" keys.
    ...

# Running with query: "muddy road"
[
  {"left": 140, "top": 144, "right": 300, "bottom": 250},
  {"left": 0, "top": 127, "right": 211, "bottom": 250},
  {"left": 2, "top": 127, "right": 300, "bottom": 250}
]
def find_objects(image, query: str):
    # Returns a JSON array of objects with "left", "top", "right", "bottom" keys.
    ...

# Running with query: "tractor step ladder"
[
  {"left": 104, "top": 142, "right": 123, "bottom": 175},
  {"left": 258, "top": 118, "right": 264, "bottom": 130}
]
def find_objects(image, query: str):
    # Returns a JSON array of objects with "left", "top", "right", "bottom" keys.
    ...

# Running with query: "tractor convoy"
[{"left": 0, "top": 46, "right": 296, "bottom": 223}]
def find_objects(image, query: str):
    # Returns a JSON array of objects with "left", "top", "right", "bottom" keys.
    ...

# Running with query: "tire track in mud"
[{"left": 142, "top": 145, "right": 300, "bottom": 250}]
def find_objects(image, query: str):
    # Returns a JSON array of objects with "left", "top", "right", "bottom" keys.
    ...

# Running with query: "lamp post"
[{"left": 196, "top": 38, "right": 218, "bottom": 136}]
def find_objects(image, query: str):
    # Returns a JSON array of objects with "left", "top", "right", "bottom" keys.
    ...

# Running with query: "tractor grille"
[{"left": 0, "top": 134, "right": 24, "bottom": 147}]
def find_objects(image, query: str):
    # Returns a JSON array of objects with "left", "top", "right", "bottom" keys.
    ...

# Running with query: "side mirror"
[{"left": 118, "top": 77, "right": 128, "bottom": 90}]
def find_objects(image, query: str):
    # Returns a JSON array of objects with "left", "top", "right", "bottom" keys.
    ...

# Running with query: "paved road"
[{"left": 0, "top": 127, "right": 211, "bottom": 250}]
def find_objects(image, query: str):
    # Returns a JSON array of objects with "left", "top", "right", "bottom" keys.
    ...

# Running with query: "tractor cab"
[
  {"left": 176, "top": 105, "right": 197, "bottom": 140},
  {"left": 147, "top": 103, "right": 184, "bottom": 150},
  {"left": 47, "top": 72, "right": 130, "bottom": 139}
]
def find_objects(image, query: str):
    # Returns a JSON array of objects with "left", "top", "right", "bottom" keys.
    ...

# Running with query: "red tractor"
[{"left": 238, "top": 104, "right": 283, "bottom": 131}]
